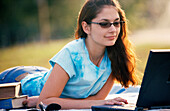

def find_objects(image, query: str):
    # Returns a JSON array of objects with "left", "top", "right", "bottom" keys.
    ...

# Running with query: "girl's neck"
[{"left": 85, "top": 38, "right": 106, "bottom": 67}]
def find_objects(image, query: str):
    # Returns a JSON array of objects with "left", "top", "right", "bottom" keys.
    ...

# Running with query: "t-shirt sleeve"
[{"left": 49, "top": 48, "right": 76, "bottom": 78}]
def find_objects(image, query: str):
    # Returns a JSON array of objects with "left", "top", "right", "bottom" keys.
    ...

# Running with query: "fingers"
[
  {"left": 22, "top": 99, "right": 28, "bottom": 107},
  {"left": 114, "top": 97, "right": 128, "bottom": 104},
  {"left": 105, "top": 97, "right": 128, "bottom": 105},
  {"left": 105, "top": 100, "right": 123, "bottom": 105},
  {"left": 22, "top": 96, "right": 38, "bottom": 108}
]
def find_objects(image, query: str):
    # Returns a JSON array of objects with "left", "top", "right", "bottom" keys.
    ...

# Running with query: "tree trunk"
[{"left": 37, "top": 0, "right": 51, "bottom": 42}]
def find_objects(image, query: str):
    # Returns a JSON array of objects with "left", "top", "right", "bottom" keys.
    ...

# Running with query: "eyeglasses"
[{"left": 89, "top": 21, "right": 125, "bottom": 28}]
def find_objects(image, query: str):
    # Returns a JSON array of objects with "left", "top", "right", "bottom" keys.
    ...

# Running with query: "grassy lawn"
[
  {"left": 0, "top": 38, "right": 170, "bottom": 84},
  {"left": 0, "top": 38, "right": 72, "bottom": 72}
]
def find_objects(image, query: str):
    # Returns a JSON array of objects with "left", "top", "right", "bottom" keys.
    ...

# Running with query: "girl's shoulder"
[{"left": 63, "top": 38, "right": 85, "bottom": 52}]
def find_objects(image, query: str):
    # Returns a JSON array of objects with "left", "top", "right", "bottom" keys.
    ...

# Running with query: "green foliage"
[
  {"left": 0, "top": 0, "right": 85, "bottom": 47},
  {"left": 0, "top": 0, "right": 39, "bottom": 47},
  {"left": 48, "top": 0, "right": 85, "bottom": 39},
  {"left": 0, "top": 0, "right": 168, "bottom": 47}
]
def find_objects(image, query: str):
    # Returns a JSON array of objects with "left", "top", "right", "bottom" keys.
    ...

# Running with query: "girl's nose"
[{"left": 108, "top": 24, "right": 117, "bottom": 32}]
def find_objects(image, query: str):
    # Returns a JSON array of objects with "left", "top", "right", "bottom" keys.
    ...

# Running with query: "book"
[
  {"left": 0, "top": 82, "right": 21, "bottom": 100},
  {"left": 0, "top": 95, "right": 27, "bottom": 109}
]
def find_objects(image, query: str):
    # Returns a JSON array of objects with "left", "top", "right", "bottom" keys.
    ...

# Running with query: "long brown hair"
[{"left": 75, "top": 0, "right": 138, "bottom": 88}]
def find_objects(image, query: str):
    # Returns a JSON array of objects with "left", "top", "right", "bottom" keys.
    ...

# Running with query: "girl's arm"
[
  {"left": 37, "top": 63, "right": 127, "bottom": 109},
  {"left": 86, "top": 72, "right": 115, "bottom": 100}
]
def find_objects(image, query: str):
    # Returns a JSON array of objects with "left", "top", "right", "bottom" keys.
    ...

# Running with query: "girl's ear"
[{"left": 81, "top": 21, "right": 90, "bottom": 35}]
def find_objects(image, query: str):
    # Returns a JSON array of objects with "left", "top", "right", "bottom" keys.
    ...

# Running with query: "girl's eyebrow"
[
  {"left": 100, "top": 18, "right": 120, "bottom": 22},
  {"left": 115, "top": 18, "right": 120, "bottom": 21}
]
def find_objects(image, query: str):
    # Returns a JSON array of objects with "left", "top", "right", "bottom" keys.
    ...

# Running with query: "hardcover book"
[
  {"left": 0, "top": 95, "right": 27, "bottom": 109},
  {"left": 0, "top": 82, "right": 21, "bottom": 100}
]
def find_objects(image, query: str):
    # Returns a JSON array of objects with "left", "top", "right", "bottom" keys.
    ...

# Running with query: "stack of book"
[{"left": 0, "top": 82, "right": 28, "bottom": 109}]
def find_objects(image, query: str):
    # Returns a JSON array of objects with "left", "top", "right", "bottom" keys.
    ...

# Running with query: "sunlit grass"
[
  {"left": 0, "top": 38, "right": 72, "bottom": 72},
  {"left": 0, "top": 38, "right": 170, "bottom": 85}
]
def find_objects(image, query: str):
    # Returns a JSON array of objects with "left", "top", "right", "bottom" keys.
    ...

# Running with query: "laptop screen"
[{"left": 136, "top": 49, "right": 170, "bottom": 108}]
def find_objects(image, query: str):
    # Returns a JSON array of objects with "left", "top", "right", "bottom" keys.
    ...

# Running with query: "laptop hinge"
[
  {"left": 135, "top": 106, "right": 170, "bottom": 111},
  {"left": 135, "top": 107, "right": 148, "bottom": 111},
  {"left": 150, "top": 106, "right": 170, "bottom": 109}
]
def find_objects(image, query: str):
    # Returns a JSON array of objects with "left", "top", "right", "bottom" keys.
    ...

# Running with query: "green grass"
[
  {"left": 0, "top": 38, "right": 170, "bottom": 84},
  {"left": 0, "top": 38, "right": 72, "bottom": 72}
]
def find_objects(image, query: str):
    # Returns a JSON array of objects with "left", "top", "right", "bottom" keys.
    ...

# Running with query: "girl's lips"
[{"left": 105, "top": 36, "right": 117, "bottom": 39}]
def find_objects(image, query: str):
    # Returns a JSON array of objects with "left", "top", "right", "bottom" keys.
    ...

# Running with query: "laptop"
[{"left": 92, "top": 49, "right": 170, "bottom": 111}]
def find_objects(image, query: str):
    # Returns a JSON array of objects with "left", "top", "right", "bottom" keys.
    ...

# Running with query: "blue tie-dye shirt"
[{"left": 21, "top": 38, "right": 112, "bottom": 98}]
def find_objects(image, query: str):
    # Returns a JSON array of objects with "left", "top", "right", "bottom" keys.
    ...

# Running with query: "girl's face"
[{"left": 87, "top": 5, "right": 121, "bottom": 47}]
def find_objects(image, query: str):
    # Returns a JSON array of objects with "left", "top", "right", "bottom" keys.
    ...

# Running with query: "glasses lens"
[
  {"left": 91, "top": 21, "right": 124, "bottom": 28},
  {"left": 99, "top": 22, "right": 111, "bottom": 28},
  {"left": 113, "top": 22, "right": 120, "bottom": 27}
]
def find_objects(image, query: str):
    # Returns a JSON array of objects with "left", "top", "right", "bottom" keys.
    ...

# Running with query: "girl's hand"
[
  {"left": 22, "top": 96, "right": 39, "bottom": 108},
  {"left": 105, "top": 97, "right": 128, "bottom": 105}
]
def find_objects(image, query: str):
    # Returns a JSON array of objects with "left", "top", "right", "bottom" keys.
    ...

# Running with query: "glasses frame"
[{"left": 88, "top": 21, "right": 125, "bottom": 28}]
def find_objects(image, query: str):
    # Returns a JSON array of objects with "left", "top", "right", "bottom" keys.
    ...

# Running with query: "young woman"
[
  {"left": 0, "top": 0, "right": 138, "bottom": 109},
  {"left": 37, "top": 0, "right": 137, "bottom": 109}
]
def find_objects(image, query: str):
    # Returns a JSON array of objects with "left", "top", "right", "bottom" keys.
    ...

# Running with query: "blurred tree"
[
  {"left": 37, "top": 0, "right": 51, "bottom": 42},
  {"left": 48, "top": 0, "right": 84, "bottom": 39},
  {"left": 0, "top": 0, "right": 84, "bottom": 47},
  {"left": 0, "top": 0, "right": 39, "bottom": 47},
  {"left": 0, "top": 0, "right": 168, "bottom": 48}
]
